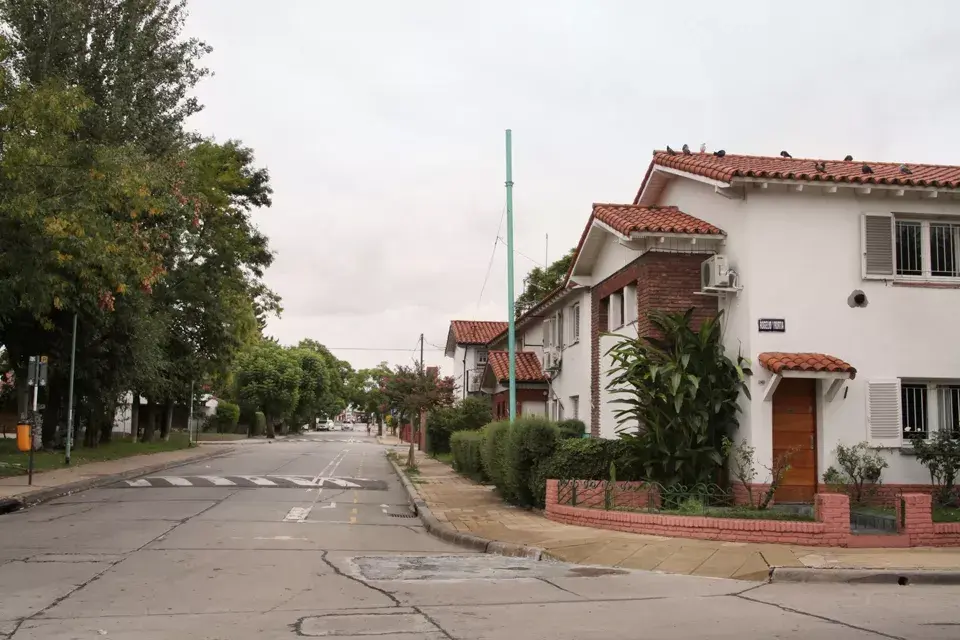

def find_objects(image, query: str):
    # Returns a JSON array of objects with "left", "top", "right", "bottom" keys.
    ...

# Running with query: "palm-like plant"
[{"left": 606, "top": 309, "right": 751, "bottom": 487}]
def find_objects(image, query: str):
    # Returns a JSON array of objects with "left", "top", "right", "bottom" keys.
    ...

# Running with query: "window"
[
  {"left": 543, "top": 318, "right": 552, "bottom": 348},
  {"left": 477, "top": 350, "right": 488, "bottom": 366},
  {"left": 571, "top": 303, "right": 581, "bottom": 343},
  {"left": 864, "top": 213, "right": 960, "bottom": 280},
  {"left": 570, "top": 395, "right": 579, "bottom": 420},
  {"left": 624, "top": 284, "right": 637, "bottom": 324},
  {"left": 901, "top": 383, "right": 928, "bottom": 440},
  {"left": 609, "top": 290, "right": 624, "bottom": 329},
  {"left": 899, "top": 381, "right": 960, "bottom": 442},
  {"left": 555, "top": 311, "right": 564, "bottom": 349}
]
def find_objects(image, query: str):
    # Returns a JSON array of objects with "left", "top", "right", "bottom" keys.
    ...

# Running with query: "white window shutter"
[
  {"left": 866, "top": 379, "right": 902, "bottom": 448},
  {"left": 862, "top": 213, "right": 895, "bottom": 279}
]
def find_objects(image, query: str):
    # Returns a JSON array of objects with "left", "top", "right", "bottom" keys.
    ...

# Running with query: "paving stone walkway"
[{"left": 404, "top": 449, "right": 960, "bottom": 580}]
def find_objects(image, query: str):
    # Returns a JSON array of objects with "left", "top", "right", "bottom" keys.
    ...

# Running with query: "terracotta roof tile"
[
  {"left": 759, "top": 352, "right": 856, "bottom": 377},
  {"left": 449, "top": 320, "right": 510, "bottom": 345},
  {"left": 487, "top": 351, "right": 547, "bottom": 383},
  {"left": 650, "top": 151, "right": 960, "bottom": 189},
  {"left": 593, "top": 203, "right": 724, "bottom": 236}
]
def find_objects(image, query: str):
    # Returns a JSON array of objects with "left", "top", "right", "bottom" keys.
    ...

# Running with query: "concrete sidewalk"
[
  {"left": 0, "top": 446, "right": 225, "bottom": 503},
  {"left": 405, "top": 451, "right": 960, "bottom": 581}
]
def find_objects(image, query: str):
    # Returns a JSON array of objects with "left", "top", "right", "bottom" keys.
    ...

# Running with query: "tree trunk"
[
  {"left": 99, "top": 405, "right": 113, "bottom": 444},
  {"left": 265, "top": 414, "right": 275, "bottom": 439},
  {"left": 160, "top": 400, "right": 173, "bottom": 441},
  {"left": 142, "top": 400, "right": 156, "bottom": 442},
  {"left": 378, "top": 414, "right": 383, "bottom": 437},
  {"left": 83, "top": 409, "right": 98, "bottom": 447},
  {"left": 130, "top": 393, "right": 140, "bottom": 442}
]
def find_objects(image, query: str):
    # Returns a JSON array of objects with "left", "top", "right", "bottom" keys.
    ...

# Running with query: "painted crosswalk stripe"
[
  {"left": 283, "top": 506, "right": 312, "bottom": 522},
  {"left": 239, "top": 476, "right": 277, "bottom": 486},
  {"left": 197, "top": 476, "right": 236, "bottom": 486},
  {"left": 125, "top": 479, "right": 151, "bottom": 487},
  {"left": 276, "top": 476, "right": 318, "bottom": 487},
  {"left": 163, "top": 477, "right": 193, "bottom": 487},
  {"left": 325, "top": 478, "right": 360, "bottom": 488}
]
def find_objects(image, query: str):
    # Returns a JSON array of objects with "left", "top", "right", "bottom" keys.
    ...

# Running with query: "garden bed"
[{"left": 615, "top": 505, "right": 814, "bottom": 522}]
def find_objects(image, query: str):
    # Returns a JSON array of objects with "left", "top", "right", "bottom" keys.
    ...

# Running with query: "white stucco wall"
[
  {"left": 553, "top": 289, "right": 591, "bottom": 423},
  {"left": 658, "top": 178, "right": 960, "bottom": 485}
]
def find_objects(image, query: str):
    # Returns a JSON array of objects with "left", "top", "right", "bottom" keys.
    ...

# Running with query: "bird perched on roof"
[
  {"left": 862, "top": 164, "right": 874, "bottom": 174},
  {"left": 844, "top": 155, "right": 854, "bottom": 162},
  {"left": 682, "top": 144, "right": 692, "bottom": 155},
  {"left": 899, "top": 164, "right": 913, "bottom": 175},
  {"left": 666, "top": 145, "right": 676, "bottom": 155},
  {"left": 700, "top": 143, "right": 707, "bottom": 154},
  {"left": 814, "top": 161, "right": 827, "bottom": 172},
  {"left": 714, "top": 149, "right": 726, "bottom": 158},
  {"left": 780, "top": 150, "right": 792, "bottom": 158}
]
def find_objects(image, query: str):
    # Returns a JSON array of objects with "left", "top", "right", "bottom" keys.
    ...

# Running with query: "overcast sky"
[{"left": 184, "top": 0, "right": 960, "bottom": 375}]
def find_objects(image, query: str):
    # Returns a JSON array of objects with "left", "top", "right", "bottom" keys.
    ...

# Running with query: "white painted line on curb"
[
  {"left": 163, "top": 477, "right": 193, "bottom": 487},
  {"left": 125, "top": 479, "right": 151, "bottom": 487}
]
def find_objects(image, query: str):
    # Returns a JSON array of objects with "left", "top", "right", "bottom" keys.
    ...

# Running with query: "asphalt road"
[{"left": 0, "top": 432, "right": 958, "bottom": 639}]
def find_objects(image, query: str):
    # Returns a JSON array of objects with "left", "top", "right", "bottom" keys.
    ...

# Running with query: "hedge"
[
  {"left": 480, "top": 420, "right": 511, "bottom": 491},
  {"left": 556, "top": 419, "right": 586, "bottom": 440},
  {"left": 213, "top": 401, "right": 241, "bottom": 433},
  {"left": 427, "top": 397, "right": 492, "bottom": 454},
  {"left": 450, "top": 431, "right": 485, "bottom": 481},
  {"left": 252, "top": 411, "right": 266, "bottom": 437},
  {"left": 539, "top": 437, "right": 640, "bottom": 482}
]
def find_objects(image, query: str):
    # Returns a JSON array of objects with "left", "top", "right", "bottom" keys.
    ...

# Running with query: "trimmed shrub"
[
  {"left": 450, "top": 431, "right": 485, "bottom": 481},
  {"left": 427, "top": 397, "right": 493, "bottom": 454},
  {"left": 480, "top": 420, "right": 511, "bottom": 490},
  {"left": 252, "top": 411, "right": 266, "bottom": 437},
  {"left": 213, "top": 401, "right": 241, "bottom": 433},
  {"left": 557, "top": 419, "right": 586, "bottom": 440},
  {"left": 541, "top": 438, "right": 639, "bottom": 481}
]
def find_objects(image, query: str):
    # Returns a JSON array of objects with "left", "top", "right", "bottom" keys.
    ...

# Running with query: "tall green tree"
[
  {"left": 234, "top": 341, "right": 302, "bottom": 438},
  {"left": 515, "top": 249, "right": 574, "bottom": 317}
]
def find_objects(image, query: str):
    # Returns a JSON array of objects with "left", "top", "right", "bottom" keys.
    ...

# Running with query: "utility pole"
[
  {"left": 505, "top": 129, "right": 517, "bottom": 422},
  {"left": 545, "top": 233, "right": 549, "bottom": 267},
  {"left": 419, "top": 333, "right": 424, "bottom": 375},
  {"left": 65, "top": 313, "right": 77, "bottom": 464}
]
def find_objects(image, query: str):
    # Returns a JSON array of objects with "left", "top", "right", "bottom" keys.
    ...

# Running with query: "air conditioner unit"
[{"left": 701, "top": 254, "right": 733, "bottom": 291}]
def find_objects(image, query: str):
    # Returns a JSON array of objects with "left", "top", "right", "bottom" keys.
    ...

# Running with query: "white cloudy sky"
[{"left": 184, "top": 0, "right": 960, "bottom": 374}]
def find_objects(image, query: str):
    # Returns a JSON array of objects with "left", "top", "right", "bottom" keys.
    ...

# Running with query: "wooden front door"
[{"left": 772, "top": 378, "right": 817, "bottom": 503}]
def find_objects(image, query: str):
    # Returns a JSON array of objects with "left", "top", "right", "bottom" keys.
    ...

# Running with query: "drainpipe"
[{"left": 462, "top": 349, "right": 467, "bottom": 400}]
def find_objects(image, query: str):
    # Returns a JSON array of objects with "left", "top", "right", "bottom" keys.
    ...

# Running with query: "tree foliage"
[
  {"left": 515, "top": 248, "right": 574, "bottom": 317},
  {"left": 606, "top": 309, "right": 751, "bottom": 487}
]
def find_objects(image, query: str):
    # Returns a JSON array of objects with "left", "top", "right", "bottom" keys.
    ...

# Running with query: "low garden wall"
[{"left": 544, "top": 480, "right": 960, "bottom": 548}]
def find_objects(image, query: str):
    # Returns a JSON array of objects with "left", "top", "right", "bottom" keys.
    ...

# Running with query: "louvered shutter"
[
  {"left": 862, "top": 213, "right": 895, "bottom": 279},
  {"left": 866, "top": 379, "right": 902, "bottom": 448}
]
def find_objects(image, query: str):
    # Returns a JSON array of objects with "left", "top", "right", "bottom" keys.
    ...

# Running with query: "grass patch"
[
  {"left": 0, "top": 433, "right": 191, "bottom": 477},
  {"left": 933, "top": 506, "right": 960, "bottom": 523},
  {"left": 430, "top": 452, "right": 453, "bottom": 466},
  {"left": 195, "top": 433, "right": 249, "bottom": 442}
]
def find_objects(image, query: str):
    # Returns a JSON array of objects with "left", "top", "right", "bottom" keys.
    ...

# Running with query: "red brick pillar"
[
  {"left": 815, "top": 493, "right": 850, "bottom": 545},
  {"left": 545, "top": 479, "right": 559, "bottom": 515},
  {"left": 899, "top": 493, "right": 934, "bottom": 545}
]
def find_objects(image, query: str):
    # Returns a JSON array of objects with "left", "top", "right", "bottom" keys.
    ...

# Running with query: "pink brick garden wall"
[{"left": 544, "top": 480, "right": 960, "bottom": 548}]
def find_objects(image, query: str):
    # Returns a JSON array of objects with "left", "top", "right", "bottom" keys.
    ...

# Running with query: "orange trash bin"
[{"left": 16, "top": 423, "right": 31, "bottom": 452}]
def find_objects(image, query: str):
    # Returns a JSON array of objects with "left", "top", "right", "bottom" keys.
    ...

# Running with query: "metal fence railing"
[{"left": 556, "top": 479, "right": 735, "bottom": 515}]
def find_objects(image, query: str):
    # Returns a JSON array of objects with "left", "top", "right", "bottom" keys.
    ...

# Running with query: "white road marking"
[
  {"left": 326, "top": 478, "right": 360, "bottom": 488},
  {"left": 198, "top": 476, "right": 236, "bottom": 486},
  {"left": 272, "top": 476, "right": 317, "bottom": 487},
  {"left": 163, "top": 477, "right": 193, "bottom": 487},
  {"left": 318, "top": 502, "right": 337, "bottom": 509},
  {"left": 239, "top": 476, "right": 277, "bottom": 486},
  {"left": 125, "top": 479, "right": 151, "bottom": 487},
  {"left": 283, "top": 506, "right": 312, "bottom": 522}
]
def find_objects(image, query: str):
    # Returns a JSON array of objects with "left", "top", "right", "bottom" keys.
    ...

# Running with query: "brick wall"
[
  {"left": 897, "top": 493, "right": 960, "bottom": 546},
  {"left": 492, "top": 387, "right": 548, "bottom": 420},
  {"left": 545, "top": 480, "right": 851, "bottom": 546},
  {"left": 589, "top": 251, "right": 717, "bottom": 437}
]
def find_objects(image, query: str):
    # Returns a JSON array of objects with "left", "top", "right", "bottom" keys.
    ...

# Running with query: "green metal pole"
[
  {"left": 65, "top": 313, "right": 77, "bottom": 464},
  {"left": 505, "top": 129, "right": 517, "bottom": 422}
]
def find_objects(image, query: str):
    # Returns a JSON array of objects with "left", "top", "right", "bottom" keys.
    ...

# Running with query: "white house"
[
  {"left": 566, "top": 149, "right": 960, "bottom": 501},
  {"left": 444, "top": 320, "right": 509, "bottom": 400},
  {"left": 486, "top": 285, "right": 591, "bottom": 423}
]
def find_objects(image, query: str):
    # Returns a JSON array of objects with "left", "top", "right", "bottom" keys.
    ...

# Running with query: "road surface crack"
[
  {"left": 318, "top": 550, "right": 402, "bottom": 607},
  {"left": 734, "top": 593, "right": 907, "bottom": 640}
]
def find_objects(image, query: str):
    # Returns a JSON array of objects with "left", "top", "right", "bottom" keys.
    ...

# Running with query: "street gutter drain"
[{"left": 389, "top": 512, "right": 418, "bottom": 518}]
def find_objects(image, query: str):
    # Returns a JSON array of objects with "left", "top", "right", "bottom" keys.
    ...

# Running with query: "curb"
[
  {"left": 387, "top": 456, "right": 545, "bottom": 560},
  {"left": 2, "top": 446, "right": 231, "bottom": 512},
  {"left": 769, "top": 567, "right": 960, "bottom": 585}
]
